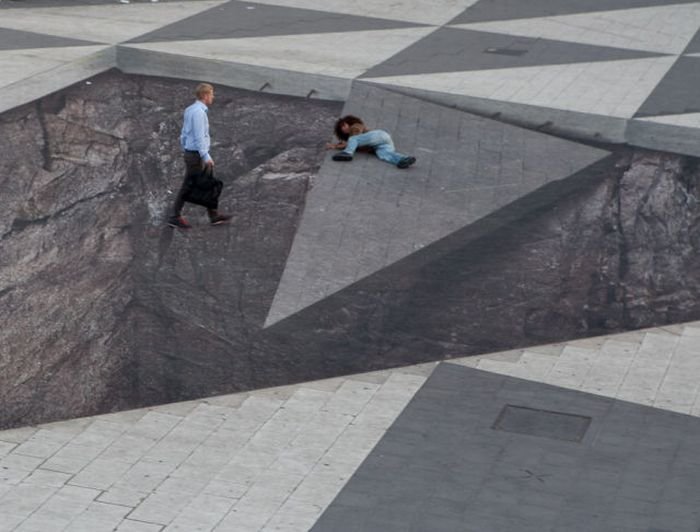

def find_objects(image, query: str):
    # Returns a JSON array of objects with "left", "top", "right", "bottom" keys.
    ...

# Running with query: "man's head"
[
  {"left": 196, "top": 83, "right": 214, "bottom": 106},
  {"left": 334, "top": 115, "right": 364, "bottom": 140}
]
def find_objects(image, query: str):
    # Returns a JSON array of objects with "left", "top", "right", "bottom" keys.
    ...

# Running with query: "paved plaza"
[{"left": 2, "top": 0, "right": 700, "bottom": 530}]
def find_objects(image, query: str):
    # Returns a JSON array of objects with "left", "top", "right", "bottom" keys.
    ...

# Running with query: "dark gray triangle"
[
  {"left": 450, "top": 0, "right": 700, "bottom": 24},
  {"left": 685, "top": 28, "right": 700, "bottom": 54},
  {"left": 635, "top": 56, "right": 700, "bottom": 117},
  {"left": 361, "top": 27, "right": 666, "bottom": 79},
  {"left": 0, "top": 27, "right": 100, "bottom": 50},
  {"left": 312, "top": 363, "right": 700, "bottom": 532},
  {"left": 128, "top": 0, "right": 426, "bottom": 44}
]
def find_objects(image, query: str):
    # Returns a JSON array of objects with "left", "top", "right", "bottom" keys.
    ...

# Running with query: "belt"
[{"left": 184, "top": 150, "right": 200, "bottom": 154}]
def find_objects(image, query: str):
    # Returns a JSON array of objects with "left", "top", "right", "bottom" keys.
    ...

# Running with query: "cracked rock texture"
[
  {"left": 0, "top": 70, "right": 340, "bottom": 428},
  {"left": 2, "top": 71, "right": 700, "bottom": 429}
]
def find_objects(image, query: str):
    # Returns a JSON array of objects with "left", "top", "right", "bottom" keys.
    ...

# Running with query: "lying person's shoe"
[
  {"left": 397, "top": 156, "right": 416, "bottom": 169},
  {"left": 168, "top": 216, "right": 192, "bottom": 229},
  {"left": 210, "top": 213, "right": 233, "bottom": 225},
  {"left": 332, "top": 152, "right": 353, "bottom": 162}
]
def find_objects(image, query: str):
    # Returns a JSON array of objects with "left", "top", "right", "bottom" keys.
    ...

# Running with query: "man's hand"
[{"left": 205, "top": 158, "right": 214, "bottom": 167}]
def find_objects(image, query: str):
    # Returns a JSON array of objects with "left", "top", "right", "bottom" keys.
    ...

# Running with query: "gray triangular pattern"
[
  {"left": 129, "top": 0, "right": 427, "bottom": 43},
  {"left": 449, "top": 4, "right": 700, "bottom": 55},
  {"left": 635, "top": 56, "right": 700, "bottom": 117},
  {"left": 312, "top": 363, "right": 700, "bottom": 531},
  {"left": 450, "top": 0, "right": 700, "bottom": 24},
  {"left": 264, "top": 83, "right": 610, "bottom": 327},
  {"left": 0, "top": 27, "right": 100, "bottom": 50},
  {"left": 360, "top": 27, "right": 667, "bottom": 79},
  {"left": 685, "top": 27, "right": 700, "bottom": 53}
]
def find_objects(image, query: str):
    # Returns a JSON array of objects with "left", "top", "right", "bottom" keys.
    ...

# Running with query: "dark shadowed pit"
[{"left": 2, "top": 70, "right": 700, "bottom": 429}]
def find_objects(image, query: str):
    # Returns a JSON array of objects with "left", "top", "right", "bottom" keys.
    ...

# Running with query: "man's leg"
[
  {"left": 333, "top": 131, "right": 385, "bottom": 161},
  {"left": 168, "top": 152, "right": 201, "bottom": 227}
]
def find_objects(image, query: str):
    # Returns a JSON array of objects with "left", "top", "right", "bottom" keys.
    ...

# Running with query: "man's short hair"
[{"left": 195, "top": 83, "right": 214, "bottom": 100}]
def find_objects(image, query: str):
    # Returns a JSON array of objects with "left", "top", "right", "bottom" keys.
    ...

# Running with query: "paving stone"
[{"left": 64, "top": 501, "right": 131, "bottom": 532}]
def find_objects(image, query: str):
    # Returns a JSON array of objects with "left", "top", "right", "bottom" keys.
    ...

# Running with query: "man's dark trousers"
[{"left": 171, "top": 150, "right": 215, "bottom": 219}]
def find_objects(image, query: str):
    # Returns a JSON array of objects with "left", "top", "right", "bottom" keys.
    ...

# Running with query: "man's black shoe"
[
  {"left": 168, "top": 216, "right": 192, "bottom": 229},
  {"left": 210, "top": 214, "right": 233, "bottom": 226},
  {"left": 332, "top": 152, "right": 353, "bottom": 162},
  {"left": 397, "top": 156, "right": 416, "bottom": 169}
]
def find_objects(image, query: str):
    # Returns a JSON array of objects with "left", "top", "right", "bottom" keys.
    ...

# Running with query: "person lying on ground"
[{"left": 326, "top": 115, "right": 416, "bottom": 169}]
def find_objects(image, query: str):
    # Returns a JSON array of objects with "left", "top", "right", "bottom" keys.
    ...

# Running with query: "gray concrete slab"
[
  {"left": 361, "top": 27, "right": 666, "bottom": 79},
  {"left": 0, "top": 27, "right": 98, "bottom": 50},
  {"left": 685, "top": 29, "right": 700, "bottom": 53},
  {"left": 265, "top": 82, "right": 609, "bottom": 326},
  {"left": 450, "top": 0, "right": 700, "bottom": 24},
  {"left": 635, "top": 56, "right": 700, "bottom": 117},
  {"left": 312, "top": 362, "right": 700, "bottom": 532}
]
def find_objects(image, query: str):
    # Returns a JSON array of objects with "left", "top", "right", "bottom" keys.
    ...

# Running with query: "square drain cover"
[
  {"left": 493, "top": 405, "right": 592, "bottom": 442},
  {"left": 484, "top": 47, "right": 528, "bottom": 56}
]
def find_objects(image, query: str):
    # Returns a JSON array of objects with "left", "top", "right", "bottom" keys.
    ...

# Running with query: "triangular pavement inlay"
[
  {"left": 450, "top": 4, "right": 700, "bottom": 55},
  {"left": 450, "top": 0, "right": 700, "bottom": 24},
  {"left": 123, "top": 27, "right": 436, "bottom": 79},
  {"left": 366, "top": 56, "right": 677, "bottom": 119},
  {"left": 264, "top": 84, "right": 609, "bottom": 327},
  {"left": 635, "top": 56, "right": 700, "bottom": 117},
  {"left": 685, "top": 28, "right": 700, "bottom": 53},
  {"left": 0, "top": 27, "right": 99, "bottom": 51},
  {"left": 360, "top": 27, "right": 667, "bottom": 79},
  {"left": 128, "top": 0, "right": 427, "bottom": 43},
  {"left": 0, "top": 1, "right": 227, "bottom": 45}
]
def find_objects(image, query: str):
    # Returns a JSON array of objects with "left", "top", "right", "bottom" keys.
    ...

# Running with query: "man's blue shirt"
[{"left": 180, "top": 100, "right": 211, "bottom": 163}]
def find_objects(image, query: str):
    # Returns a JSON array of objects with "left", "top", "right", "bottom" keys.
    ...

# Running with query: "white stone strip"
[
  {"left": 240, "top": 0, "right": 480, "bottom": 26},
  {"left": 449, "top": 321, "right": 700, "bottom": 415}
]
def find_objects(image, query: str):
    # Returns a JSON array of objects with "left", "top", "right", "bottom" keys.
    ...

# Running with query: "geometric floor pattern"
[
  {"left": 2, "top": 321, "right": 700, "bottom": 531},
  {"left": 1, "top": 0, "right": 700, "bottom": 143},
  {"left": 3, "top": 1, "right": 700, "bottom": 531}
]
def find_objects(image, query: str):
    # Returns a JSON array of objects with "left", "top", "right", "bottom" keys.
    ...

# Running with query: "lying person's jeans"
[{"left": 343, "top": 129, "right": 408, "bottom": 166}]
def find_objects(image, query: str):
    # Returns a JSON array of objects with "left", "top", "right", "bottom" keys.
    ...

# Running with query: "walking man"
[{"left": 168, "top": 83, "right": 231, "bottom": 229}]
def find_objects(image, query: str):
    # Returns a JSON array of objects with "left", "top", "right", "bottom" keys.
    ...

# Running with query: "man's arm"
[{"left": 192, "top": 109, "right": 213, "bottom": 165}]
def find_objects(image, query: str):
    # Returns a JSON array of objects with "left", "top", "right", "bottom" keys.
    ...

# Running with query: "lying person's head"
[{"left": 334, "top": 115, "right": 365, "bottom": 140}]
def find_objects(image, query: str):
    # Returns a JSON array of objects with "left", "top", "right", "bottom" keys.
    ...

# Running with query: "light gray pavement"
[{"left": 2, "top": 321, "right": 700, "bottom": 531}]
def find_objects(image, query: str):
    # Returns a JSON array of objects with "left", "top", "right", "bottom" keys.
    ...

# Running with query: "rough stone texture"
[
  {"left": 0, "top": 69, "right": 340, "bottom": 428},
  {"left": 3, "top": 70, "right": 700, "bottom": 429}
]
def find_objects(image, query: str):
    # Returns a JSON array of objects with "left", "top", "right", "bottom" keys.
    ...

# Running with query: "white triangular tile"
[
  {"left": 122, "top": 27, "right": 436, "bottom": 79},
  {"left": 243, "top": 0, "right": 479, "bottom": 25},
  {"left": 451, "top": 3, "right": 700, "bottom": 54},
  {"left": 367, "top": 56, "right": 677, "bottom": 118},
  {"left": 636, "top": 112, "right": 700, "bottom": 128},
  {"left": 0, "top": 45, "right": 111, "bottom": 87},
  {"left": 0, "top": 1, "right": 227, "bottom": 44}
]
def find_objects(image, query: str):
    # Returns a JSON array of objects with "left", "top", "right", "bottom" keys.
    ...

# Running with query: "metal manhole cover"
[
  {"left": 484, "top": 47, "right": 528, "bottom": 56},
  {"left": 492, "top": 405, "right": 592, "bottom": 442}
]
